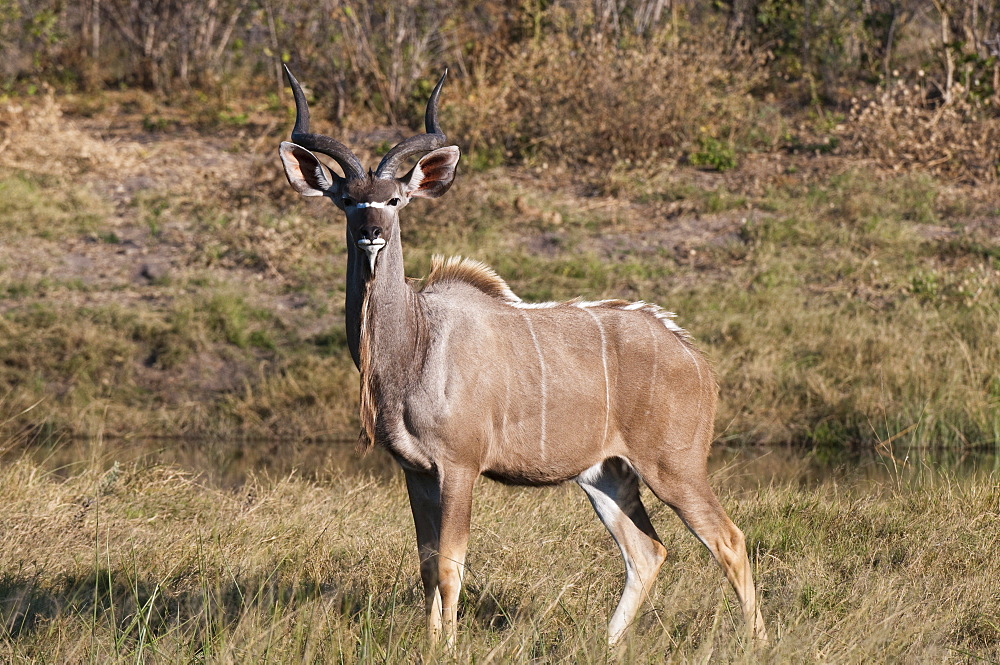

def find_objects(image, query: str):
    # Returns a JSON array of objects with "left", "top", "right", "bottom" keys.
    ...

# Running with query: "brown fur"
[{"left": 344, "top": 176, "right": 400, "bottom": 203}]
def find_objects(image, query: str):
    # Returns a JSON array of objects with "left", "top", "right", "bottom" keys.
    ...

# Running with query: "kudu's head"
[{"left": 278, "top": 66, "right": 460, "bottom": 273}]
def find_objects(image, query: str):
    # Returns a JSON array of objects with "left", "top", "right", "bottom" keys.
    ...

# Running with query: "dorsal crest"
[{"left": 421, "top": 255, "right": 520, "bottom": 303}]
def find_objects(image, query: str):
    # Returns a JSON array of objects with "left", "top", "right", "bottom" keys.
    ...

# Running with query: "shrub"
[
  {"left": 452, "top": 31, "right": 771, "bottom": 167},
  {"left": 847, "top": 79, "right": 1000, "bottom": 183},
  {"left": 689, "top": 134, "right": 738, "bottom": 171}
]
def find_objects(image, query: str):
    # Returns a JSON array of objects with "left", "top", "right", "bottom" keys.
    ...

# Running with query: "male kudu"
[{"left": 277, "top": 66, "right": 767, "bottom": 646}]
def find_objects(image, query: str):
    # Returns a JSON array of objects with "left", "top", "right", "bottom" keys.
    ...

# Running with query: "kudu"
[{"left": 278, "top": 66, "right": 767, "bottom": 647}]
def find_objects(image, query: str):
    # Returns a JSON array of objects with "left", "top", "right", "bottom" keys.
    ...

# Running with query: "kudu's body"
[{"left": 278, "top": 66, "right": 766, "bottom": 646}]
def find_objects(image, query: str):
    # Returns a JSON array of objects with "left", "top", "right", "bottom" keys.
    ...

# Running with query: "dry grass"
[{"left": 0, "top": 442, "right": 997, "bottom": 662}]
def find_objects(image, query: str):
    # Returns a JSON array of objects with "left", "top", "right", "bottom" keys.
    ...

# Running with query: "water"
[
  {"left": 4, "top": 435, "right": 997, "bottom": 490},
  {"left": 2, "top": 436, "right": 398, "bottom": 489}
]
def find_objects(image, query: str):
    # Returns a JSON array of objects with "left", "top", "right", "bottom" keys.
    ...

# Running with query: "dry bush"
[
  {"left": 847, "top": 80, "right": 1000, "bottom": 183},
  {"left": 0, "top": 88, "right": 141, "bottom": 176},
  {"left": 454, "top": 32, "right": 773, "bottom": 167},
  {"left": 98, "top": 0, "right": 249, "bottom": 90}
]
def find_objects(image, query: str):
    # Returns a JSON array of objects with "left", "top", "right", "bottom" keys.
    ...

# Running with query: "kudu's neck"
[{"left": 345, "top": 231, "right": 425, "bottom": 380}]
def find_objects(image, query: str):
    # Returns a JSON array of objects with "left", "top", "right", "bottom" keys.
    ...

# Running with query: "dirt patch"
[{"left": 586, "top": 210, "right": 758, "bottom": 262}]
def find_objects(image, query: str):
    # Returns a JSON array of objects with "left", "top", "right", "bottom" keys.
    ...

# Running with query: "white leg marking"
[
  {"left": 576, "top": 459, "right": 606, "bottom": 485},
  {"left": 518, "top": 311, "right": 547, "bottom": 455},
  {"left": 583, "top": 308, "right": 611, "bottom": 450},
  {"left": 576, "top": 459, "right": 661, "bottom": 647}
]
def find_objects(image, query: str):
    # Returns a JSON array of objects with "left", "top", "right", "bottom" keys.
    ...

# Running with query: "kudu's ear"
[
  {"left": 279, "top": 141, "right": 339, "bottom": 197},
  {"left": 401, "top": 146, "right": 460, "bottom": 199}
]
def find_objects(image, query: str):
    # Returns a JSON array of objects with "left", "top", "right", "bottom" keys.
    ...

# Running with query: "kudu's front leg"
[
  {"left": 404, "top": 470, "right": 444, "bottom": 641},
  {"left": 404, "top": 467, "right": 476, "bottom": 646},
  {"left": 436, "top": 467, "right": 476, "bottom": 644}
]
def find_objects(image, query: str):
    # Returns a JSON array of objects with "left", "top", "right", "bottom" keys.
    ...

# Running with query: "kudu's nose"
[{"left": 356, "top": 225, "right": 387, "bottom": 274}]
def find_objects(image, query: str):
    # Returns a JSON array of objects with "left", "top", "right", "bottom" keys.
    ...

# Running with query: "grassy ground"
[
  {"left": 0, "top": 91, "right": 997, "bottom": 447},
  {"left": 0, "top": 442, "right": 997, "bottom": 663}
]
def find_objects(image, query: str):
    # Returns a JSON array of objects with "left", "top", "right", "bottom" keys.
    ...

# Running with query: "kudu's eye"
[
  {"left": 342, "top": 197, "right": 355, "bottom": 207},
  {"left": 389, "top": 198, "right": 400, "bottom": 206}
]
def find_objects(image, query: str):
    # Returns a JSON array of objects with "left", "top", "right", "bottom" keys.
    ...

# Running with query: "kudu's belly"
[{"left": 482, "top": 377, "right": 615, "bottom": 485}]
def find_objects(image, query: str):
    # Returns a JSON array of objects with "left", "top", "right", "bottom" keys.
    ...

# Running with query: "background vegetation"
[{"left": 0, "top": 0, "right": 998, "bottom": 448}]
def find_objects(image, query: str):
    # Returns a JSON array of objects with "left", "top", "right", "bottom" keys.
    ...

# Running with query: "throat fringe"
[{"left": 358, "top": 286, "right": 377, "bottom": 453}]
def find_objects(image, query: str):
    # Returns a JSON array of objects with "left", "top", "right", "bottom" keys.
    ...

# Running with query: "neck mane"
[{"left": 419, "top": 255, "right": 520, "bottom": 302}]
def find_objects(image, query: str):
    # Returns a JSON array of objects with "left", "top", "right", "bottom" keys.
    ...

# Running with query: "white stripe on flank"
[
  {"left": 641, "top": 315, "right": 660, "bottom": 422},
  {"left": 583, "top": 308, "right": 611, "bottom": 450},
  {"left": 679, "top": 337, "right": 701, "bottom": 384},
  {"left": 518, "top": 311, "right": 547, "bottom": 455},
  {"left": 672, "top": 326, "right": 704, "bottom": 446}
]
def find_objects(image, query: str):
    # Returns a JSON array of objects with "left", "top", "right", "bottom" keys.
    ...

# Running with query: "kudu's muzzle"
[{"left": 355, "top": 216, "right": 387, "bottom": 274}]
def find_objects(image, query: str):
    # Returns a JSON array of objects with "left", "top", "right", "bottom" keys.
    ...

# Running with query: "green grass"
[
  {"left": 0, "top": 295, "right": 356, "bottom": 441},
  {"left": 0, "top": 171, "right": 108, "bottom": 238},
  {"left": 0, "top": 445, "right": 997, "bottom": 662}
]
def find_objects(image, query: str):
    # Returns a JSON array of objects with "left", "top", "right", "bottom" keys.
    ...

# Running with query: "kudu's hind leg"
[
  {"left": 577, "top": 458, "right": 668, "bottom": 646},
  {"left": 640, "top": 467, "right": 767, "bottom": 641}
]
